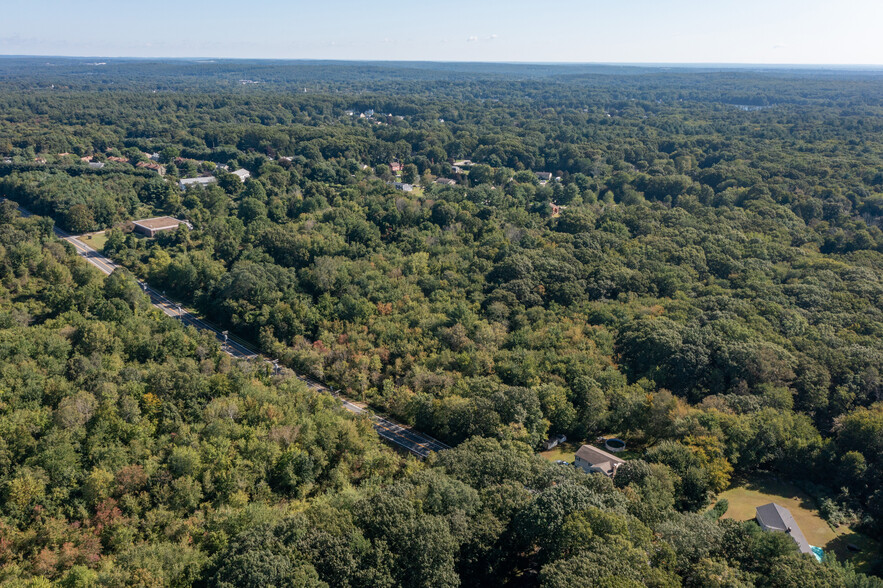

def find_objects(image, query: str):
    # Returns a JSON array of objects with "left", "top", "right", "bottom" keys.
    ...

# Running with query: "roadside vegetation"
[{"left": 0, "top": 58, "right": 882, "bottom": 585}]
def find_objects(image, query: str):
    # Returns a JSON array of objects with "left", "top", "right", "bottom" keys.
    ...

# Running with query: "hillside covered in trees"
[{"left": 0, "top": 58, "right": 882, "bottom": 586}]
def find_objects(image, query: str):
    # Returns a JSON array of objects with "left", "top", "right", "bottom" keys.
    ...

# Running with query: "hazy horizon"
[
  {"left": 1, "top": 56, "right": 881, "bottom": 70},
  {"left": 3, "top": 0, "right": 882, "bottom": 65}
]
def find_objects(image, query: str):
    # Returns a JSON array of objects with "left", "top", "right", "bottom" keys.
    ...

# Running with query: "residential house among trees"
[
  {"left": 755, "top": 503, "right": 813, "bottom": 555},
  {"left": 136, "top": 161, "right": 166, "bottom": 175},
  {"left": 232, "top": 168, "right": 251, "bottom": 182},
  {"left": 179, "top": 176, "right": 217, "bottom": 190},
  {"left": 574, "top": 445, "right": 624, "bottom": 477}
]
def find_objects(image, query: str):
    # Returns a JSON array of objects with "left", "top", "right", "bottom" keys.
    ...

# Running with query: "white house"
[
  {"left": 231, "top": 168, "right": 251, "bottom": 182},
  {"left": 179, "top": 176, "right": 217, "bottom": 190}
]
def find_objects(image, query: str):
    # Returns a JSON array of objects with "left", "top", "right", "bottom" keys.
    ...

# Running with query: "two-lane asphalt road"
[{"left": 11, "top": 202, "right": 449, "bottom": 458}]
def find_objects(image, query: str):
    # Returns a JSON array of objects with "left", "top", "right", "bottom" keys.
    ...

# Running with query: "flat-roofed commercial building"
[{"left": 132, "top": 217, "right": 193, "bottom": 238}]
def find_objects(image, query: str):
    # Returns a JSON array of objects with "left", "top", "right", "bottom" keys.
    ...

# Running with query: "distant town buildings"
[{"left": 137, "top": 161, "right": 166, "bottom": 175}]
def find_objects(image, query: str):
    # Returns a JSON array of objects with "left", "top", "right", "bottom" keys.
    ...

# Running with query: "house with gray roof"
[
  {"left": 179, "top": 176, "right": 217, "bottom": 190},
  {"left": 574, "top": 444, "right": 624, "bottom": 477},
  {"left": 755, "top": 503, "right": 812, "bottom": 555}
]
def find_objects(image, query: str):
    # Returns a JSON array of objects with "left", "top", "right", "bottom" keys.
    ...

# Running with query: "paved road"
[{"left": 12, "top": 203, "right": 449, "bottom": 458}]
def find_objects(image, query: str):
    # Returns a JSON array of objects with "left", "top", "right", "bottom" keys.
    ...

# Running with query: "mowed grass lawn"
[
  {"left": 717, "top": 477, "right": 880, "bottom": 573},
  {"left": 81, "top": 231, "right": 108, "bottom": 251},
  {"left": 539, "top": 442, "right": 578, "bottom": 463}
]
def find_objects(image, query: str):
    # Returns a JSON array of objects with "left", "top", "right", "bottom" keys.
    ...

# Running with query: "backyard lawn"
[
  {"left": 539, "top": 442, "right": 579, "bottom": 463},
  {"left": 716, "top": 476, "right": 880, "bottom": 573}
]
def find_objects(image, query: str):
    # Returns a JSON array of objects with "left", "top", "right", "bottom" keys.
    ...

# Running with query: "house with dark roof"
[
  {"left": 755, "top": 503, "right": 812, "bottom": 555},
  {"left": 536, "top": 172, "right": 553, "bottom": 182},
  {"left": 574, "top": 444, "right": 624, "bottom": 477}
]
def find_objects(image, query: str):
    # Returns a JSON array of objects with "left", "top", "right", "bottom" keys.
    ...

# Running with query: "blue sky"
[{"left": 2, "top": 0, "right": 882, "bottom": 64}]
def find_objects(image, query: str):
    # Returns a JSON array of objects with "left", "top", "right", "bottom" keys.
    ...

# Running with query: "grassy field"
[
  {"left": 716, "top": 477, "right": 880, "bottom": 573},
  {"left": 539, "top": 442, "right": 579, "bottom": 463},
  {"left": 81, "top": 231, "right": 107, "bottom": 251}
]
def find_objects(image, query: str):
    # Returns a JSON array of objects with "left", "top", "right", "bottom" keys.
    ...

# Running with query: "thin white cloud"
[{"left": 466, "top": 36, "right": 479, "bottom": 43}]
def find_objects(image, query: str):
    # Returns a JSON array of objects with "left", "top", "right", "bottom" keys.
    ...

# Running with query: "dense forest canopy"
[{"left": 0, "top": 58, "right": 882, "bottom": 586}]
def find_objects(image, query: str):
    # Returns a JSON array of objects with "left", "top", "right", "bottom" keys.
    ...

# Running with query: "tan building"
[{"left": 132, "top": 217, "right": 193, "bottom": 238}]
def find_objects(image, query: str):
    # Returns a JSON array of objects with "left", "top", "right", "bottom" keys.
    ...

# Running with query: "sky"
[{"left": 2, "top": 0, "right": 882, "bottom": 65}]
